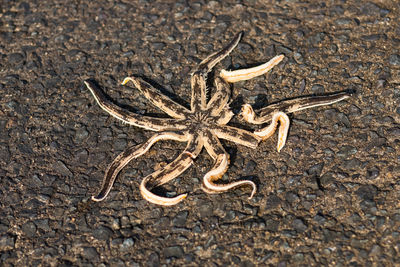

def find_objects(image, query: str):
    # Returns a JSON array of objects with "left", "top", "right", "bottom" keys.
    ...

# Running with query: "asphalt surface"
[{"left": 1, "top": 0, "right": 400, "bottom": 266}]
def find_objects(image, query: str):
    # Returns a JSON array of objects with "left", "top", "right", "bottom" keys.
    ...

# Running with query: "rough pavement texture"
[{"left": 1, "top": 0, "right": 400, "bottom": 266}]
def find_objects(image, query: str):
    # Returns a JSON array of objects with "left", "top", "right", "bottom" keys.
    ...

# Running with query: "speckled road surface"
[{"left": 1, "top": 1, "right": 399, "bottom": 266}]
